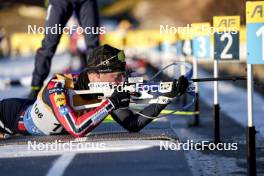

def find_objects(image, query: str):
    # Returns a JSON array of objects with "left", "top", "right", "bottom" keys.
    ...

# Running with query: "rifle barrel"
[{"left": 191, "top": 76, "right": 247, "bottom": 82}]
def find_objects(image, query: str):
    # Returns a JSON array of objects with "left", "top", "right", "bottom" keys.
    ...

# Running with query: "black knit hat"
[{"left": 85, "top": 44, "right": 126, "bottom": 73}]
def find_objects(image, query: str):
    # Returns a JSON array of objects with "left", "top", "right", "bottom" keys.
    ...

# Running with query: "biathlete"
[{"left": 0, "top": 45, "right": 189, "bottom": 138}]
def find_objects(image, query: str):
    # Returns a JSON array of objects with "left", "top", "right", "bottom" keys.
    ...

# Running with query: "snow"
[{"left": 198, "top": 68, "right": 264, "bottom": 137}]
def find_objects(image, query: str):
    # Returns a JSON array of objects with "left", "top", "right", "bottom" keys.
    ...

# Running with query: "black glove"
[
  {"left": 165, "top": 76, "right": 189, "bottom": 98},
  {"left": 109, "top": 89, "right": 130, "bottom": 109}
]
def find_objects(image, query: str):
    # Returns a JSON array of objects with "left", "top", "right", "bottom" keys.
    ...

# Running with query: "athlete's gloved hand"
[
  {"left": 165, "top": 75, "right": 189, "bottom": 98},
  {"left": 109, "top": 89, "right": 130, "bottom": 109}
]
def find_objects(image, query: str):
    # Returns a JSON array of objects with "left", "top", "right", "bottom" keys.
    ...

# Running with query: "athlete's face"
[{"left": 88, "top": 72, "right": 125, "bottom": 84}]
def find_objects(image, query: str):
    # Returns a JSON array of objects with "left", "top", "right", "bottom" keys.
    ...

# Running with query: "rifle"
[{"left": 68, "top": 75, "right": 246, "bottom": 111}]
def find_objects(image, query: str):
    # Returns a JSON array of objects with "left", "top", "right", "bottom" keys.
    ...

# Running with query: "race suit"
[{"left": 0, "top": 73, "right": 167, "bottom": 138}]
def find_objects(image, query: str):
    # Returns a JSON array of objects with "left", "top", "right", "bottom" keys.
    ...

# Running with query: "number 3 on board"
[{"left": 192, "top": 23, "right": 211, "bottom": 59}]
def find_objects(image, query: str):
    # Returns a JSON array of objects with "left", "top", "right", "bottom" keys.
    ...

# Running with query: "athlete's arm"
[
  {"left": 47, "top": 79, "right": 115, "bottom": 138},
  {"left": 111, "top": 76, "right": 189, "bottom": 132}
]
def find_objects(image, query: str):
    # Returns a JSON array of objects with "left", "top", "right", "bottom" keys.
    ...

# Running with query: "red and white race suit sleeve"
[{"left": 47, "top": 79, "right": 115, "bottom": 138}]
